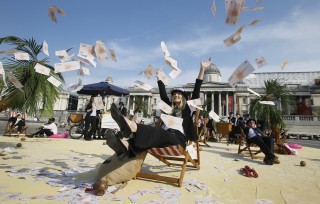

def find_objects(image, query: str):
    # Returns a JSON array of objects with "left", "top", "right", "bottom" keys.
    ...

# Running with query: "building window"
[
  {"left": 68, "top": 95, "right": 78, "bottom": 110},
  {"left": 154, "top": 98, "right": 157, "bottom": 104},
  {"left": 242, "top": 98, "right": 246, "bottom": 104}
]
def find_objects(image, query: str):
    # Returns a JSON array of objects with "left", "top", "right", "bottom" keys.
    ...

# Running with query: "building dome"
[
  {"left": 105, "top": 76, "right": 113, "bottom": 84},
  {"left": 203, "top": 62, "right": 221, "bottom": 83},
  {"left": 204, "top": 63, "right": 221, "bottom": 76}
]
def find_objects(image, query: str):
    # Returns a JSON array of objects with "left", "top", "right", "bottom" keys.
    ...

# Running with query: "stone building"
[{"left": 53, "top": 64, "right": 320, "bottom": 120}]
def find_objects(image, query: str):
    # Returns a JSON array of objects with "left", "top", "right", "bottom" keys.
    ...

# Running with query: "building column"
[
  {"left": 218, "top": 92, "right": 221, "bottom": 116},
  {"left": 211, "top": 92, "right": 214, "bottom": 112},
  {"left": 126, "top": 96, "right": 130, "bottom": 111},
  {"left": 132, "top": 96, "right": 136, "bottom": 111},
  {"left": 226, "top": 92, "right": 229, "bottom": 116},
  {"left": 247, "top": 96, "right": 250, "bottom": 115},
  {"left": 233, "top": 93, "right": 236, "bottom": 114},
  {"left": 203, "top": 92, "right": 207, "bottom": 105},
  {"left": 148, "top": 96, "right": 151, "bottom": 115}
]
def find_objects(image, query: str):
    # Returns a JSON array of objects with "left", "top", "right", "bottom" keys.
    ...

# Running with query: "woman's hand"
[
  {"left": 200, "top": 58, "right": 212, "bottom": 70},
  {"left": 198, "top": 58, "right": 212, "bottom": 80}
]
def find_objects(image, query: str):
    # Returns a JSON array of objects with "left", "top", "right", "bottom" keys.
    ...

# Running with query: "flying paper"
[
  {"left": 160, "top": 41, "right": 170, "bottom": 57},
  {"left": 247, "top": 88, "right": 261, "bottom": 97},
  {"left": 209, "top": 110, "right": 221, "bottom": 122},
  {"left": 225, "top": 0, "right": 245, "bottom": 25},
  {"left": 169, "top": 67, "right": 182, "bottom": 79},
  {"left": 14, "top": 53, "right": 30, "bottom": 61},
  {"left": 47, "top": 76, "right": 61, "bottom": 87},
  {"left": 95, "top": 40, "right": 108, "bottom": 61},
  {"left": 133, "top": 80, "right": 153, "bottom": 91},
  {"left": 94, "top": 96, "right": 105, "bottom": 110},
  {"left": 255, "top": 56, "right": 267, "bottom": 68},
  {"left": 109, "top": 49, "right": 117, "bottom": 61},
  {"left": 34, "top": 63, "right": 51, "bottom": 76},
  {"left": 280, "top": 59, "right": 288, "bottom": 70},
  {"left": 259, "top": 101, "right": 275, "bottom": 105},
  {"left": 157, "top": 69, "right": 169, "bottom": 85},
  {"left": 157, "top": 100, "right": 172, "bottom": 114},
  {"left": 67, "top": 79, "right": 83, "bottom": 92},
  {"left": 48, "top": 5, "right": 64, "bottom": 23},
  {"left": 228, "top": 60, "right": 255, "bottom": 87},
  {"left": 211, "top": 0, "right": 217, "bottom": 16},
  {"left": 54, "top": 61, "right": 81, "bottom": 73},
  {"left": 0, "top": 49, "right": 17, "bottom": 55},
  {"left": 79, "top": 43, "right": 94, "bottom": 58},
  {"left": 7, "top": 72, "right": 24, "bottom": 90},
  {"left": 160, "top": 114, "right": 184, "bottom": 134},
  {"left": 42, "top": 40, "right": 49, "bottom": 56}
]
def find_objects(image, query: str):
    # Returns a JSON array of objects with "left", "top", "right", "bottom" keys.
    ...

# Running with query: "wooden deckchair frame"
[
  {"left": 136, "top": 110, "right": 201, "bottom": 187},
  {"left": 238, "top": 128, "right": 262, "bottom": 159}
]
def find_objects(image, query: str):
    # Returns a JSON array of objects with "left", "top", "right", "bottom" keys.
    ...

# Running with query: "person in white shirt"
[
  {"left": 84, "top": 97, "right": 99, "bottom": 141},
  {"left": 28, "top": 118, "right": 57, "bottom": 137}
]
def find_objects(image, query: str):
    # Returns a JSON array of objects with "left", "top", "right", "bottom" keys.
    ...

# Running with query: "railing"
[{"left": 282, "top": 115, "right": 319, "bottom": 123}]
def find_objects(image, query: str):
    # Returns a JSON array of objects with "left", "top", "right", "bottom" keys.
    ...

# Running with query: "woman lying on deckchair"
[{"left": 93, "top": 59, "right": 211, "bottom": 196}]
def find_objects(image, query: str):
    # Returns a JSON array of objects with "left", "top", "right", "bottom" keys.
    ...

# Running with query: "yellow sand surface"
[{"left": 0, "top": 136, "right": 319, "bottom": 204}]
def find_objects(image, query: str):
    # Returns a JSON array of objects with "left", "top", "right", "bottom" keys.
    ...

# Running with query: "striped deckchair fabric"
[
  {"left": 136, "top": 109, "right": 201, "bottom": 187},
  {"left": 148, "top": 145, "right": 182, "bottom": 157}
]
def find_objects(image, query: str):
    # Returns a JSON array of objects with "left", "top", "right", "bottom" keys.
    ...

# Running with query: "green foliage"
[
  {"left": 133, "top": 96, "right": 149, "bottom": 117},
  {"left": 249, "top": 79, "right": 294, "bottom": 128},
  {"left": 0, "top": 36, "right": 64, "bottom": 116}
]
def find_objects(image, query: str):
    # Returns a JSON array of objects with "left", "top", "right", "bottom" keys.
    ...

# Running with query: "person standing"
[
  {"left": 118, "top": 102, "right": 127, "bottom": 116},
  {"left": 84, "top": 97, "right": 98, "bottom": 141}
]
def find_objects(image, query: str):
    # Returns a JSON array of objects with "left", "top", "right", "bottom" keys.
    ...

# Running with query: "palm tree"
[
  {"left": 132, "top": 96, "right": 150, "bottom": 117},
  {"left": 0, "top": 36, "right": 64, "bottom": 116},
  {"left": 249, "top": 79, "right": 294, "bottom": 143}
]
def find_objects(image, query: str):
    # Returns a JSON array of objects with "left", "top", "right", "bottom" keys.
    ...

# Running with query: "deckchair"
[
  {"left": 136, "top": 110, "right": 201, "bottom": 187},
  {"left": 3, "top": 112, "right": 28, "bottom": 137},
  {"left": 238, "top": 128, "right": 262, "bottom": 159}
]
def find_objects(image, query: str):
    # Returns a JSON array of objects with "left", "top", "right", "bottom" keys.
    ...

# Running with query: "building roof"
[{"left": 204, "top": 63, "right": 221, "bottom": 76}]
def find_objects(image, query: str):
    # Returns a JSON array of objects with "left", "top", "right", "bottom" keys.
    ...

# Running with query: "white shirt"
[
  {"left": 44, "top": 123, "right": 58, "bottom": 134},
  {"left": 247, "top": 128, "right": 257, "bottom": 139},
  {"left": 90, "top": 104, "right": 97, "bottom": 116}
]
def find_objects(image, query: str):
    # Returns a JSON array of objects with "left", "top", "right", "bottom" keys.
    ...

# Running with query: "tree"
[
  {"left": 249, "top": 79, "right": 294, "bottom": 143},
  {"left": 133, "top": 96, "right": 149, "bottom": 117},
  {"left": 0, "top": 36, "right": 64, "bottom": 116}
]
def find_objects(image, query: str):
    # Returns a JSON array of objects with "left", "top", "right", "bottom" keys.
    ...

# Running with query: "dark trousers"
[
  {"left": 84, "top": 116, "right": 97, "bottom": 139},
  {"left": 31, "top": 129, "right": 54, "bottom": 136},
  {"left": 11, "top": 120, "right": 25, "bottom": 132},
  {"left": 248, "top": 136, "right": 274, "bottom": 157},
  {"left": 129, "top": 124, "right": 186, "bottom": 153}
]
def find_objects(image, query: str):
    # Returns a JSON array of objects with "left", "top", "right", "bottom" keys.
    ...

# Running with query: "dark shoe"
[
  {"left": 263, "top": 156, "right": 274, "bottom": 165},
  {"left": 84, "top": 138, "right": 92, "bottom": 141},
  {"left": 105, "top": 129, "right": 128, "bottom": 156},
  {"left": 92, "top": 137, "right": 97, "bottom": 140},
  {"left": 26, "top": 135, "right": 34, "bottom": 138},
  {"left": 110, "top": 104, "right": 131, "bottom": 138}
]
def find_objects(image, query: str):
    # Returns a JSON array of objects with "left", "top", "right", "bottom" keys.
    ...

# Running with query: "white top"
[
  {"left": 247, "top": 128, "right": 257, "bottom": 139},
  {"left": 90, "top": 104, "right": 97, "bottom": 116},
  {"left": 43, "top": 123, "right": 58, "bottom": 134}
]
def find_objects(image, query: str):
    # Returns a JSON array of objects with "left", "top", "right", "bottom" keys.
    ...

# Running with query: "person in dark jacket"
[
  {"left": 8, "top": 113, "right": 26, "bottom": 134},
  {"left": 118, "top": 102, "right": 127, "bottom": 116},
  {"left": 244, "top": 119, "right": 280, "bottom": 165},
  {"left": 106, "top": 59, "right": 212, "bottom": 155}
]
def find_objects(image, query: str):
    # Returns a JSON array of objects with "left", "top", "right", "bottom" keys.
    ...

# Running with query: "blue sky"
[{"left": 1, "top": 0, "right": 320, "bottom": 89}]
